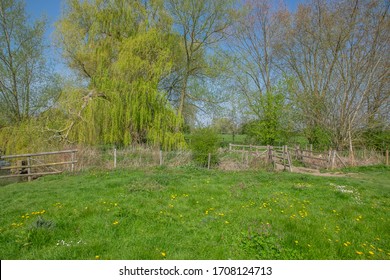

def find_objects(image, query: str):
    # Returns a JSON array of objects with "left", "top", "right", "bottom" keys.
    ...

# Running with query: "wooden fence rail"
[
  {"left": 228, "top": 144, "right": 387, "bottom": 171},
  {"left": 0, "top": 150, "right": 77, "bottom": 182},
  {"left": 268, "top": 145, "right": 292, "bottom": 172}
]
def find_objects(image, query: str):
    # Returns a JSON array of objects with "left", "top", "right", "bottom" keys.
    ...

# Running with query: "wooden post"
[
  {"left": 268, "top": 145, "right": 273, "bottom": 164},
  {"left": 310, "top": 144, "right": 313, "bottom": 156},
  {"left": 331, "top": 150, "right": 336, "bottom": 170},
  {"left": 207, "top": 153, "right": 211, "bottom": 169},
  {"left": 246, "top": 151, "right": 249, "bottom": 166},
  {"left": 159, "top": 150, "right": 163, "bottom": 166},
  {"left": 27, "top": 156, "right": 32, "bottom": 182},
  {"left": 286, "top": 145, "right": 292, "bottom": 172},
  {"left": 113, "top": 148, "right": 117, "bottom": 169},
  {"left": 71, "top": 151, "right": 75, "bottom": 172},
  {"left": 386, "top": 149, "right": 389, "bottom": 166},
  {"left": 229, "top": 143, "right": 232, "bottom": 151}
]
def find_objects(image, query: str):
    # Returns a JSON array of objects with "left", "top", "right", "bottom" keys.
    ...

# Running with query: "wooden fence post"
[
  {"left": 386, "top": 149, "right": 389, "bottom": 166},
  {"left": 331, "top": 150, "right": 336, "bottom": 170},
  {"left": 310, "top": 144, "right": 313, "bottom": 156},
  {"left": 113, "top": 148, "right": 117, "bottom": 169},
  {"left": 268, "top": 146, "right": 273, "bottom": 164},
  {"left": 159, "top": 150, "right": 163, "bottom": 166},
  {"left": 71, "top": 151, "right": 76, "bottom": 172},
  {"left": 229, "top": 143, "right": 232, "bottom": 151},
  {"left": 207, "top": 153, "right": 211, "bottom": 169},
  {"left": 27, "top": 156, "right": 32, "bottom": 182}
]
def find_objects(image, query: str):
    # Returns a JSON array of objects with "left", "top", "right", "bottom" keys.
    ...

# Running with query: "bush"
[{"left": 189, "top": 128, "right": 220, "bottom": 167}]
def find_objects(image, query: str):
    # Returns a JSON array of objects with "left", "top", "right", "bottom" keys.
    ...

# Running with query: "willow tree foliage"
[{"left": 55, "top": 0, "right": 185, "bottom": 149}]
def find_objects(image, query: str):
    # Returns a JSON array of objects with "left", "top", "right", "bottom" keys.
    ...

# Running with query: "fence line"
[
  {"left": 0, "top": 150, "right": 77, "bottom": 182},
  {"left": 1, "top": 144, "right": 387, "bottom": 182},
  {"left": 229, "top": 144, "right": 388, "bottom": 171}
]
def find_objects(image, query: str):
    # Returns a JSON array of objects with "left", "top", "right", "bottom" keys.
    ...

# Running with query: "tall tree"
[
  {"left": 165, "top": 0, "right": 234, "bottom": 121},
  {"left": 0, "top": 0, "right": 57, "bottom": 125},
  {"left": 277, "top": 0, "right": 389, "bottom": 151},
  {"left": 226, "top": 0, "right": 292, "bottom": 145},
  {"left": 55, "top": 0, "right": 185, "bottom": 149}
]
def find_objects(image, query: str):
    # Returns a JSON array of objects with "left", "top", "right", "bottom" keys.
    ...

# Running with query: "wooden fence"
[
  {"left": 269, "top": 145, "right": 292, "bottom": 172},
  {"left": 0, "top": 150, "right": 77, "bottom": 182},
  {"left": 228, "top": 144, "right": 388, "bottom": 171}
]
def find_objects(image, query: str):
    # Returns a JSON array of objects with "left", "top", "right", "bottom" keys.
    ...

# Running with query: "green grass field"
[{"left": 0, "top": 165, "right": 389, "bottom": 260}]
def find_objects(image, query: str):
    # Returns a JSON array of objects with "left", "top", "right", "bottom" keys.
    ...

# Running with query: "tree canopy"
[{"left": 0, "top": 0, "right": 388, "bottom": 155}]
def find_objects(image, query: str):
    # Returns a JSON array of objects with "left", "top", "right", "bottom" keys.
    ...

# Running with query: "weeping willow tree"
[{"left": 55, "top": 0, "right": 186, "bottom": 150}]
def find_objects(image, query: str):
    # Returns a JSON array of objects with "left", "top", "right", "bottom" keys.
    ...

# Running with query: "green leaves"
[{"left": 54, "top": 0, "right": 186, "bottom": 150}]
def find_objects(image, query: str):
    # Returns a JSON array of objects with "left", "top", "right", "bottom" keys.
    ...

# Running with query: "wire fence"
[
  {"left": 1, "top": 144, "right": 388, "bottom": 185},
  {"left": 74, "top": 145, "right": 387, "bottom": 171}
]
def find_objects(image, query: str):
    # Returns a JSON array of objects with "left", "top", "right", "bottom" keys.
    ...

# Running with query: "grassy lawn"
[{"left": 0, "top": 165, "right": 389, "bottom": 260}]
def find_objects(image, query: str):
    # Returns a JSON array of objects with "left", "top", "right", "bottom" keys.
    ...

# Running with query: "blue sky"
[{"left": 25, "top": 0, "right": 66, "bottom": 74}]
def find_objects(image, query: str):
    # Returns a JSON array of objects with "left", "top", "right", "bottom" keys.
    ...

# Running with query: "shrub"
[{"left": 189, "top": 128, "right": 220, "bottom": 167}]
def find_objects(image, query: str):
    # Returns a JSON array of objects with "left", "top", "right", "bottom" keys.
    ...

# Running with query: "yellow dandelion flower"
[
  {"left": 356, "top": 251, "right": 363, "bottom": 255},
  {"left": 113, "top": 221, "right": 119, "bottom": 225},
  {"left": 368, "top": 251, "right": 374, "bottom": 255},
  {"left": 225, "top": 221, "right": 229, "bottom": 224},
  {"left": 95, "top": 255, "right": 100, "bottom": 260},
  {"left": 161, "top": 252, "right": 166, "bottom": 257},
  {"left": 294, "top": 240, "right": 298, "bottom": 245}
]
